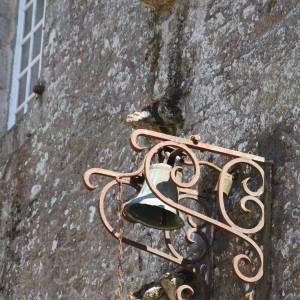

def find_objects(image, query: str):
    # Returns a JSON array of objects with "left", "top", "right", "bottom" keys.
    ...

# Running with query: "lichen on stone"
[
  {"left": 267, "top": 0, "right": 277, "bottom": 13},
  {"left": 142, "top": 286, "right": 168, "bottom": 300}
]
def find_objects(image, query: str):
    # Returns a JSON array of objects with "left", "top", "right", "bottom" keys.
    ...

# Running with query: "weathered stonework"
[
  {"left": 0, "top": 0, "right": 299, "bottom": 299},
  {"left": 0, "top": 0, "right": 17, "bottom": 138}
]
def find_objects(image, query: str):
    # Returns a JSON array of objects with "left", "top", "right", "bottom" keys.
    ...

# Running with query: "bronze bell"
[{"left": 122, "top": 163, "right": 184, "bottom": 230}]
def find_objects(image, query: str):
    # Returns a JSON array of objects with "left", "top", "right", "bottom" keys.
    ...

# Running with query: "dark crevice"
[{"left": 132, "top": 2, "right": 192, "bottom": 135}]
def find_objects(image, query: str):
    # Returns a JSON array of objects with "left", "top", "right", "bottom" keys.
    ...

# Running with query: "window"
[{"left": 7, "top": 0, "right": 46, "bottom": 129}]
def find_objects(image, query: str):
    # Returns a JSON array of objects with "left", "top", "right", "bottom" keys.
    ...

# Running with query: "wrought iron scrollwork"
[{"left": 84, "top": 129, "right": 270, "bottom": 299}]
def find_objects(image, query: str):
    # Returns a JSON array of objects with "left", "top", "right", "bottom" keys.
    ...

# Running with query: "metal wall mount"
[{"left": 83, "top": 129, "right": 272, "bottom": 299}]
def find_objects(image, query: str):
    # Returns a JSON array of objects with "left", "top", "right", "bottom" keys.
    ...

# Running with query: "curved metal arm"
[{"left": 130, "top": 129, "right": 266, "bottom": 162}]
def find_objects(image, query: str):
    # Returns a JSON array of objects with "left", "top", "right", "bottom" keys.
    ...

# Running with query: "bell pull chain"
[{"left": 116, "top": 177, "right": 124, "bottom": 300}]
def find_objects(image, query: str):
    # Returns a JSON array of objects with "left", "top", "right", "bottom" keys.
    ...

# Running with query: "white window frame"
[{"left": 7, "top": 0, "right": 46, "bottom": 130}]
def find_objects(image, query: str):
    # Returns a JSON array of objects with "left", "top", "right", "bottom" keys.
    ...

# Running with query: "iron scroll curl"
[
  {"left": 218, "top": 158, "right": 265, "bottom": 234},
  {"left": 143, "top": 141, "right": 264, "bottom": 283}
]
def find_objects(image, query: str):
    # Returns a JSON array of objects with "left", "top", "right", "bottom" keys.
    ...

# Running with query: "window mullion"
[
  {"left": 24, "top": 0, "right": 34, "bottom": 11},
  {"left": 21, "top": 32, "right": 31, "bottom": 46},
  {"left": 38, "top": 0, "right": 47, "bottom": 80},
  {"left": 24, "top": 0, "right": 36, "bottom": 114},
  {"left": 33, "top": 19, "right": 43, "bottom": 33},
  {"left": 8, "top": 0, "right": 27, "bottom": 128},
  {"left": 25, "top": 38, "right": 33, "bottom": 114}
]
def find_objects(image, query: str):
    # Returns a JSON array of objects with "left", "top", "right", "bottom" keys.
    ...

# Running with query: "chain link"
[{"left": 117, "top": 178, "right": 124, "bottom": 300}]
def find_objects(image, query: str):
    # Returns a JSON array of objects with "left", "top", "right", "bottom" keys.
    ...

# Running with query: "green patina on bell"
[{"left": 122, "top": 163, "right": 184, "bottom": 230}]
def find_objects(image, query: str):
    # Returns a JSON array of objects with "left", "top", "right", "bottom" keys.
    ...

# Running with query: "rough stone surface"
[
  {"left": 0, "top": 0, "right": 17, "bottom": 138},
  {"left": 0, "top": 0, "right": 299, "bottom": 299}
]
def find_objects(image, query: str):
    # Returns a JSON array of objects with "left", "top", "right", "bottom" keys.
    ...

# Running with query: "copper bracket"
[{"left": 83, "top": 129, "right": 271, "bottom": 299}]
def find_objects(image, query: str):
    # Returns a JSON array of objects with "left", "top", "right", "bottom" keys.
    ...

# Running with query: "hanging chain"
[{"left": 116, "top": 177, "right": 124, "bottom": 300}]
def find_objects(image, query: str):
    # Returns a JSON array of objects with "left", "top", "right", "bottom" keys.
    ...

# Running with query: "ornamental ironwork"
[{"left": 83, "top": 129, "right": 272, "bottom": 300}]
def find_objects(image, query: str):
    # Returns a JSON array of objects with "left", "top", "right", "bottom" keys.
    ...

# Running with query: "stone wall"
[
  {"left": 0, "top": 0, "right": 299, "bottom": 299},
  {"left": 0, "top": 0, "right": 17, "bottom": 137}
]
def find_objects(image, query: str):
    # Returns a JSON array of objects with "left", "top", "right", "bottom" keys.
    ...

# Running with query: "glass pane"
[
  {"left": 32, "top": 26, "right": 42, "bottom": 59},
  {"left": 24, "top": 5, "right": 33, "bottom": 37},
  {"left": 18, "top": 73, "right": 28, "bottom": 106},
  {"left": 35, "top": 0, "right": 45, "bottom": 25},
  {"left": 30, "top": 61, "right": 40, "bottom": 93},
  {"left": 21, "top": 39, "right": 30, "bottom": 71},
  {"left": 16, "top": 107, "right": 25, "bottom": 122}
]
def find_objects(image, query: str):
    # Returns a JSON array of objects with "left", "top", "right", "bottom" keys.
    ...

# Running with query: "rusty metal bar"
[{"left": 130, "top": 129, "right": 266, "bottom": 162}]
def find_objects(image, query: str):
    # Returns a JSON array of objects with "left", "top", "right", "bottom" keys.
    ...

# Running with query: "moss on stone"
[{"left": 267, "top": 0, "right": 277, "bottom": 13}]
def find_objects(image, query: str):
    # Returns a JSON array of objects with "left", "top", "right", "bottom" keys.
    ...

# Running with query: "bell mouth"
[
  {"left": 123, "top": 198, "right": 184, "bottom": 230},
  {"left": 122, "top": 163, "right": 184, "bottom": 230}
]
